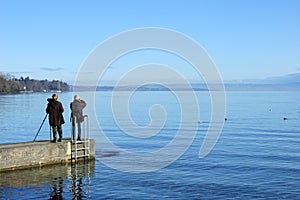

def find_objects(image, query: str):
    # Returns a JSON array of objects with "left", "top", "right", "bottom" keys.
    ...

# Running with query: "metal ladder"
[{"left": 71, "top": 115, "right": 90, "bottom": 162}]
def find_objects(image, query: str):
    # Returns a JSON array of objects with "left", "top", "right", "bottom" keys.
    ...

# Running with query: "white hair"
[{"left": 74, "top": 95, "right": 81, "bottom": 101}]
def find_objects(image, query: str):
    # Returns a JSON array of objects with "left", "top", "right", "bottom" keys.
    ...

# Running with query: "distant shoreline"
[
  {"left": 70, "top": 83, "right": 300, "bottom": 92},
  {"left": 2, "top": 84, "right": 299, "bottom": 95},
  {"left": 0, "top": 74, "right": 69, "bottom": 95}
]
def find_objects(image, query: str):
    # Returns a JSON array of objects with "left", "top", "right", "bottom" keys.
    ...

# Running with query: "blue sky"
[{"left": 0, "top": 0, "right": 299, "bottom": 84}]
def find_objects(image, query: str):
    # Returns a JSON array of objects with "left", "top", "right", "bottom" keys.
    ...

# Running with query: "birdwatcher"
[
  {"left": 70, "top": 95, "right": 86, "bottom": 140},
  {"left": 46, "top": 93, "right": 65, "bottom": 142}
]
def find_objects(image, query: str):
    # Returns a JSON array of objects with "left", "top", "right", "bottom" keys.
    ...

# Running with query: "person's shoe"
[
  {"left": 77, "top": 137, "right": 81, "bottom": 141},
  {"left": 51, "top": 139, "right": 56, "bottom": 143},
  {"left": 57, "top": 138, "right": 62, "bottom": 142}
]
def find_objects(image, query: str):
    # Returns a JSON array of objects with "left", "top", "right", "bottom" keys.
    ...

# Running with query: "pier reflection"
[
  {"left": 0, "top": 161, "right": 95, "bottom": 199},
  {"left": 49, "top": 177, "right": 64, "bottom": 200}
]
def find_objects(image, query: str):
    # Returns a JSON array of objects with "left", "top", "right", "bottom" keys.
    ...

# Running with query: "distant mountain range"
[
  {"left": 224, "top": 72, "right": 300, "bottom": 91},
  {"left": 227, "top": 72, "right": 300, "bottom": 84},
  {"left": 71, "top": 73, "right": 300, "bottom": 92},
  {"left": 264, "top": 73, "right": 300, "bottom": 84}
]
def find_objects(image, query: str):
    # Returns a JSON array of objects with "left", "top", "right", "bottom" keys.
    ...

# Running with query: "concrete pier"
[{"left": 0, "top": 139, "right": 95, "bottom": 172}]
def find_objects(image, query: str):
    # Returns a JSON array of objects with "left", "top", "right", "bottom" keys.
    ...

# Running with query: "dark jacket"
[
  {"left": 70, "top": 99, "right": 86, "bottom": 123},
  {"left": 46, "top": 99, "right": 65, "bottom": 126}
]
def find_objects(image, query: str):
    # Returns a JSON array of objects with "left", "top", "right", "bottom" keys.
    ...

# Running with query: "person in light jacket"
[{"left": 70, "top": 95, "right": 86, "bottom": 140}]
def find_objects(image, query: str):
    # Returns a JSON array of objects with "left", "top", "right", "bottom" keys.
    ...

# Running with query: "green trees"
[
  {"left": 0, "top": 73, "right": 69, "bottom": 94},
  {"left": 0, "top": 74, "right": 22, "bottom": 94}
]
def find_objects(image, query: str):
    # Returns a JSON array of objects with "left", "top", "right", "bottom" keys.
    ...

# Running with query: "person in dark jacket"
[
  {"left": 70, "top": 95, "right": 86, "bottom": 140},
  {"left": 46, "top": 93, "right": 65, "bottom": 142}
]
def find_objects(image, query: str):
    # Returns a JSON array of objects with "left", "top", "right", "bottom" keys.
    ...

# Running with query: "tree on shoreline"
[
  {"left": 0, "top": 73, "right": 69, "bottom": 94},
  {"left": 0, "top": 73, "right": 22, "bottom": 94}
]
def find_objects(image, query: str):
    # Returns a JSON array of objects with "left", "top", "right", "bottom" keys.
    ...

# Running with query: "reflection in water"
[
  {"left": 0, "top": 161, "right": 95, "bottom": 199},
  {"left": 49, "top": 177, "right": 64, "bottom": 200},
  {"left": 69, "top": 162, "right": 92, "bottom": 199}
]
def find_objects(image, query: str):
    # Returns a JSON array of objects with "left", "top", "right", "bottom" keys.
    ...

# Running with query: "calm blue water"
[{"left": 0, "top": 91, "right": 300, "bottom": 199}]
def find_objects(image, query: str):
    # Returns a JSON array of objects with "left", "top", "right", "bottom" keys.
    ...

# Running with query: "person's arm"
[
  {"left": 46, "top": 103, "right": 49, "bottom": 113},
  {"left": 59, "top": 102, "right": 64, "bottom": 113},
  {"left": 82, "top": 100, "right": 87, "bottom": 109}
]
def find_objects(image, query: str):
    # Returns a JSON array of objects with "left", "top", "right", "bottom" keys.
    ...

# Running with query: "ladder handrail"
[{"left": 71, "top": 115, "right": 91, "bottom": 162}]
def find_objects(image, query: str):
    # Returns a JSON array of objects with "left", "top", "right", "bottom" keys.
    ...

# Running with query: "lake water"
[{"left": 0, "top": 91, "right": 300, "bottom": 199}]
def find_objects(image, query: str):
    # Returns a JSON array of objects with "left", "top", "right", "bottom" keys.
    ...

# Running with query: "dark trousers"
[
  {"left": 77, "top": 122, "right": 81, "bottom": 139},
  {"left": 52, "top": 125, "right": 62, "bottom": 140},
  {"left": 72, "top": 122, "right": 82, "bottom": 140}
]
